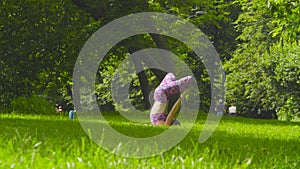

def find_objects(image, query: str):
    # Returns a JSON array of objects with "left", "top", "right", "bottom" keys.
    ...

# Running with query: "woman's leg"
[{"left": 165, "top": 98, "right": 182, "bottom": 126}]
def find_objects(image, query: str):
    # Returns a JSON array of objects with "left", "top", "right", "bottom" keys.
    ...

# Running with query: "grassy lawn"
[{"left": 0, "top": 112, "right": 299, "bottom": 169}]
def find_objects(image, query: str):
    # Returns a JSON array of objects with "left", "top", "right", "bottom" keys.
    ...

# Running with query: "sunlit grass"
[{"left": 0, "top": 113, "right": 299, "bottom": 168}]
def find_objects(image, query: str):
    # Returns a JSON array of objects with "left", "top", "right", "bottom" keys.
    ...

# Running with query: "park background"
[{"left": 0, "top": 0, "right": 300, "bottom": 168}]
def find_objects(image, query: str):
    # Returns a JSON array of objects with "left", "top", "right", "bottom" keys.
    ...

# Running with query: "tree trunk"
[
  {"left": 150, "top": 33, "right": 175, "bottom": 74},
  {"left": 72, "top": 69, "right": 81, "bottom": 111},
  {"left": 131, "top": 56, "right": 151, "bottom": 109}
]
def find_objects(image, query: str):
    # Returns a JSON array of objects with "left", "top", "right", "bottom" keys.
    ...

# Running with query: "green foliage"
[
  {"left": 263, "top": 42, "right": 300, "bottom": 120},
  {"left": 1, "top": 0, "right": 239, "bottom": 114},
  {"left": 9, "top": 95, "right": 56, "bottom": 115},
  {"left": 7, "top": 0, "right": 296, "bottom": 120},
  {"left": 225, "top": 0, "right": 300, "bottom": 120},
  {"left": 0, "top": 0, "right": 100, "bottom": 105},
  {"left": 77, "top": 0, "right": 237, "bottom": 111},
  {"left": 266, "top": 0, "right": 300, "bottom": 41},
  {"left": 225, "top": 36, "right": 300, "bottom": 120},
  {"left": 234, "top": 0, "right": 300, "bottom": 47},
  {"left": 277, "top": 96, "right": 300, "bottom": 121}
]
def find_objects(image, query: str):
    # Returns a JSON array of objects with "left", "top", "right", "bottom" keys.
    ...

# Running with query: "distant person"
[
  {"left": 215, "top": 99, "right": 225, "bottom": 115},
  {"left": 56, "top": 105, "right": 63, "bottom": 113},
  {"left": 69, "top": 107, "right": 76, "bottom": 120},
  {"left": 228, "top": 103, "right": 237, "bottom": 116},
  {"left": 150, "top": 73, "right": 193, "bottom": 126}
]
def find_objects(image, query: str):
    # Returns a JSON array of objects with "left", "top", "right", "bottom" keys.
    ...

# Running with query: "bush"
[
  {"left": 224, "top": 42, "right": 300, "bottom": 120},
  {"left": 9, "top": 95, "right": 56, "bottom": 115},
  {"left": 277, "top": 96, "right": 300, "bottom": 121}
]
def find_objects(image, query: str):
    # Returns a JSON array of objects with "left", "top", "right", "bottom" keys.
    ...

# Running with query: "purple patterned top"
[{"left": 153, "top": 73, "right": 193, "bottom": 103}]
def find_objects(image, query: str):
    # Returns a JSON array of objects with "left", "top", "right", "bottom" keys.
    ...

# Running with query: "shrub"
[{"left": 9, "top": 95, "right": 56, "bottom": 115}]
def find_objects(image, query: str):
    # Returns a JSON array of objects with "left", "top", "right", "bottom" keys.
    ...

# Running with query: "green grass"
[{"left": 0, "top": 112, "right": 299, "bottom": 169}]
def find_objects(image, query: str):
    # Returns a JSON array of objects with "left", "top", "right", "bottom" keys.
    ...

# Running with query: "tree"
[
  {"left": 1, "top": 0, "right": 239, "bottom": 114},
  {"left": 225, "top": 0, "right": 300, "bottom": 120},
  {"left": 72, "top": 0, "right": 238, "bottom": 111},
  {"left": 0, "top": 0, "right": 100, "bottom": 108}
]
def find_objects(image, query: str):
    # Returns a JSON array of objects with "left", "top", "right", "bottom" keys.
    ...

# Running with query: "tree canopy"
[{"left": 224, "top": 0, "right": 300, "bottom": 120}]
